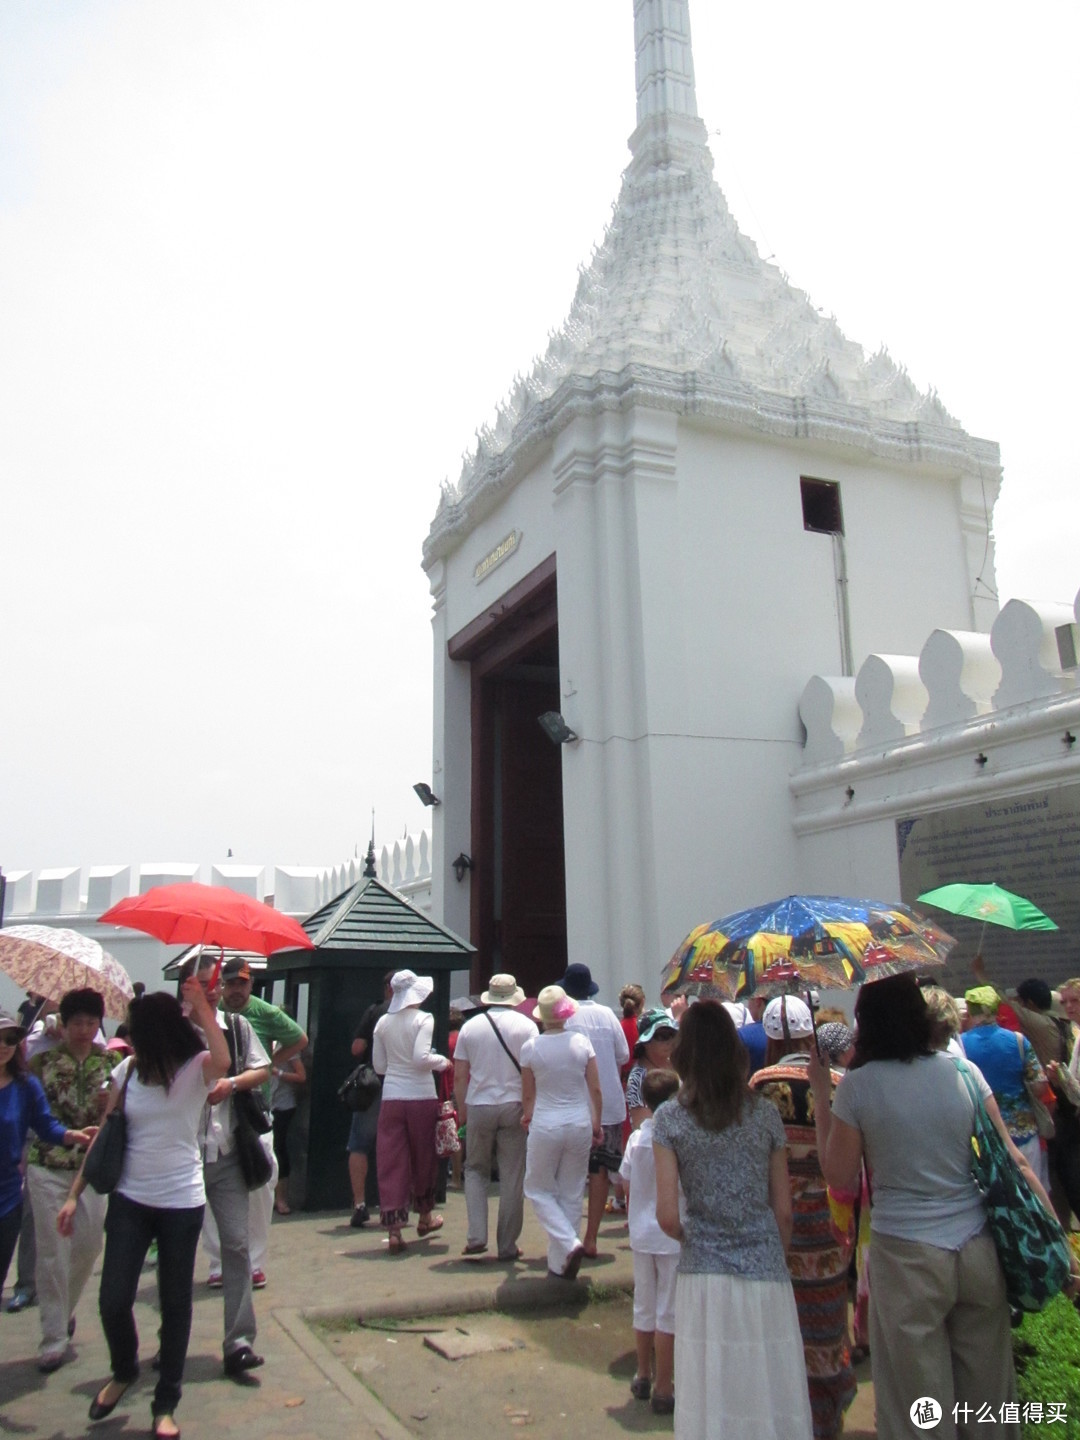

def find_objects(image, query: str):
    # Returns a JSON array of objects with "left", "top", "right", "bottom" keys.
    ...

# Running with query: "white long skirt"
[{"left": 674, "top": 1272, "right": 813, "bottom": 1440}]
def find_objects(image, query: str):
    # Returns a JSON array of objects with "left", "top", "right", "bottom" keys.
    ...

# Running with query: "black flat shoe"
[
  {"left": 89, "top": 1380, "right": 131, "bottom": 1421},
  {"left": 223, "top": 1346, "right": 264, "bottom": 1378},
  {"left": 152, "top": 1414, "right": 180, "bottom": 1440}
]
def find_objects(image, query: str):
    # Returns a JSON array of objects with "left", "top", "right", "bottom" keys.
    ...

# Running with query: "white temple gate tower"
[{"left": 423, "top": 0, "right": 1001, "bottom": 1000}]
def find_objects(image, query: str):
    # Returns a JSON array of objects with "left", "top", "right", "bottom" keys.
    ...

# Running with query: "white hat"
[
  {"left": 481, "top": 974, "right": 525, "bottom": 1007},
  {"left": 722, "top": 1001, "right": 752, "bottom": 1028},
  {"left": 762, "top": 996, "right": 815, "bottom": 1041},
  {"left": 387, "top": 969, "right": 434, "bottom": 1013}
]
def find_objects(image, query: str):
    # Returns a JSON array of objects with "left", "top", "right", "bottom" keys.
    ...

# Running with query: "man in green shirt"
[{"left": 204, "top": 959, "right": 307, "bottom": 1287}]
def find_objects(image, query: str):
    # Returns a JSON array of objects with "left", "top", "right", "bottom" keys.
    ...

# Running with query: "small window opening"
[{"left": 801, "top": 477, "right": 844, "bottom": 535}]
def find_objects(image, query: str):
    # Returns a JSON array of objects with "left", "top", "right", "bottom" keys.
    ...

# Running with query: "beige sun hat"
[
  {"left": 481, "top": 974, "right": 525, "bottom": 1007},
  {"left": 533, "top": 985, "right": 577, "bottom": 1025}
]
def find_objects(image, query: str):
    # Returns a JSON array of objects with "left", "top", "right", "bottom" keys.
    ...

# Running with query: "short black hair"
[
  {"left": 1016, "top": 978, "right": 1053, "bottom": 1012},
  {"left": 641, "top": 1068, "right": 680, "bottom": 1112},
  {"left": 59, "top": 988, "right": 105, "bottom": 1025},
  {"left": 850, "top": 973, "right": 934, "bottom": 1067}
]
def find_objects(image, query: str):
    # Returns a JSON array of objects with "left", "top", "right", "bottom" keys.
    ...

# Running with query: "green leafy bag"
[{"left": 955, "top": 1059, "right": 1071, "bottom": 1312}]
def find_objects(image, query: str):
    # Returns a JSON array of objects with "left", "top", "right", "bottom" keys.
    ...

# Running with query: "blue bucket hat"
[{"left": 561, "top": 963, "right": 599, "bottom": 999}]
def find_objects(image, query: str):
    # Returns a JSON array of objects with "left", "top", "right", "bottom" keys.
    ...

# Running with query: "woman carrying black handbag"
[{"left": 59, "top": 982, "right": 230, "bottom": 1440}]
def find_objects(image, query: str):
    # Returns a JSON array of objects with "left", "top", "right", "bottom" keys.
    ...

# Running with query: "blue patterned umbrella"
[{"left": 663, "top": 895, "right": 955, "bottom": 1000}]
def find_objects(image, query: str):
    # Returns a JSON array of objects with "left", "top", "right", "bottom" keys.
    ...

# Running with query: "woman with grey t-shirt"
[{"left": 810, "top": 974, "right": 1067, "bottom": 1440}]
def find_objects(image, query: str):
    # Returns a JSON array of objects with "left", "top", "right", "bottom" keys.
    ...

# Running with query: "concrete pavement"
[
  {"left": 0, "top": 1192, "right": 639, "bottom": 1439},
  {"left": 0, "top": 1190, "right": 876, "bottom": 1438}
]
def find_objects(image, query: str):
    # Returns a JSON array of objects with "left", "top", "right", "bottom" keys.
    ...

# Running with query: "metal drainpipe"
[{"left": 833, "top": 532, "right": 854, "bottom": 678}]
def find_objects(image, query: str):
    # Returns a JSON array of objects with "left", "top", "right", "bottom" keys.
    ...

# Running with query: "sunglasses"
[{"left": 0, "top": 1030, "right": 23, "bottom": 1045}]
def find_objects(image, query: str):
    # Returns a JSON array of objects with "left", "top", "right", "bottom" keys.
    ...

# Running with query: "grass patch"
[{"left": 1014, "top": 1296, "right": 1080, "bottom": 1439}]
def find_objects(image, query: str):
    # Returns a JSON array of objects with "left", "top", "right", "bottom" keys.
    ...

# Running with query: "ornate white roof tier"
[{"left": 424, "top": 0, "right": 1000, "bottom": 565}]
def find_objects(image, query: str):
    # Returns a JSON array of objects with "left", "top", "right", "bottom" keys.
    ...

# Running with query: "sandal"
[
  {"left": 417, "top": 1214, "right": 444, "bottom": 1236},
  {"left": 387, "top": 1233, "right": 407, "bottom": 1254},
  {"left": 461, "top": 1242, "right": 488, "bottom": 1255},
  {"left": 152, "top": 1415, "right": 181, "bottom": 1440}
]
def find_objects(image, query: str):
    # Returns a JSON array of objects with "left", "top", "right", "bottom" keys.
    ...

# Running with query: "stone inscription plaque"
[{"left": 896, "top": 786, "right": 1080, "bottom": 993}]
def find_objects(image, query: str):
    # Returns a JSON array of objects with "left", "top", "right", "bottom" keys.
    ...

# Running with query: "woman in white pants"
[{"left": 520, "top": 986, "right": 602, "bottom": 1279}]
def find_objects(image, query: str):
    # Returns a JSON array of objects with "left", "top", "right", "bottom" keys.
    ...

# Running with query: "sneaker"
[
  {"left": 251, "top": 1269, "right": 267, "bottom": 1289},
  {"left": 223, "top": 1345, "right": 265, "bottom": 1378},
  {"left": 207, "top": 1273, "right": 223, "bottom": 1289},
  {"left": 5, "top": 1287, "right": 35, "bottom": 1313},
  {"left": 350, "top": 1203, "right": 370, "bottom": 1229}
]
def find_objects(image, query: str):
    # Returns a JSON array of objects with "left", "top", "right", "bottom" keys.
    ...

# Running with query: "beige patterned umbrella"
[{"left": 0, "top": 925, "right": 135, "bottom": 1020}]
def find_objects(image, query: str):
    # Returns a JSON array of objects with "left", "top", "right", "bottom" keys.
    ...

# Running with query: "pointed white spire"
[{"left": 634, "top": 0, "right": 699, "bottom": 125}]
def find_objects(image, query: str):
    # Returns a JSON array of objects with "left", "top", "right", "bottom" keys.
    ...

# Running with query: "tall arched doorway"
[{"left": 448, "top": 556, "right": 567, "bottom": 997}]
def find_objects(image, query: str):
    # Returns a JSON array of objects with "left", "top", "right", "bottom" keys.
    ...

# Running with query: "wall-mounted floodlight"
[
  {"left": 413, "top": 783, "right": 441, "bottom": 807},
  {"left": 538, "top": 711, "right": 578, "bottom": 745},
  {"left": 452, "top": 853, "right": 474, "bottom": 882}
]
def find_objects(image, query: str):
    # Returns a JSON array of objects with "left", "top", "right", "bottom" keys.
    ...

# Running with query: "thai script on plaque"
[{"left": 473, "top": 530, "right": 521, "bottom": 583}]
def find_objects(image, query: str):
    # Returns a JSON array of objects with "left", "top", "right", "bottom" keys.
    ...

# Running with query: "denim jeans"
[{"left": 98, "top": 1192, "right": 204, "bottom": 1416}]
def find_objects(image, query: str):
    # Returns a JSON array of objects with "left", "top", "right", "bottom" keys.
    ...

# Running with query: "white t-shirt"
[
  {"left": 619, "top": 1117, "right": 681, "bottom": 1256},
  {"left": 567, "top": 1000, "right": 629, "bottom": 1125},
  {"left": 373, "top": 1008, "right": 446, "bottom": 1100},
  {"left": 832, "top": 1051, "right": 994, "bottom": 1250},
  {"left": 455, "top": 1009, "right": 538, "bottom": 1106},
  {"left": 113, "top": 1053, "right": 215, "bottom": 1209},
  {"left": 520, "top": 1029, "right": 595, "bottom": 1125}
]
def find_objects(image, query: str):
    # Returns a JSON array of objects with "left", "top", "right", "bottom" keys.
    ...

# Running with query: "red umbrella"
[{"left": 99, "top": 883, "right": 314, "bottom": 957}]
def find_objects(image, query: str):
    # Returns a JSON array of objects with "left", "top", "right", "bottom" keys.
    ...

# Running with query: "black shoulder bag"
[
  {"left": 225, "top": 1016, "right": 273, "bottom": 1191},
  {"left": 339, "top": 1062, "right": 381, "bottom": 1112},
  {"left": 83, "top": 1065, "right": 133, "bottom": 1195}
]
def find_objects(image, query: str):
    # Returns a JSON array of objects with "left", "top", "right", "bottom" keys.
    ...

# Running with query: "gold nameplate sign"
[{"left": 473, "top": 530, "right": 521, "bottom": 583}]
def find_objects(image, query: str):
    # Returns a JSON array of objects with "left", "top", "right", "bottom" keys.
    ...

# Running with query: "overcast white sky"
[{"left": 2, "top": 0, "right": 1077, "bottom": 881}]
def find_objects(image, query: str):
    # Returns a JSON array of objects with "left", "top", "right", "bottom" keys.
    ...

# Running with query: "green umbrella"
[{"left": 916, "top": 883, "right": 1058, "bottom": 948}]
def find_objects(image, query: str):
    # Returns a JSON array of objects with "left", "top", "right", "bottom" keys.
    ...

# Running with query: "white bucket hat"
[
  {"left": 762, "top": 995, "right": 814, "bottom": 1041},
  {"left": 387, "top": 969, "right": 434, "bottom": 1013},
  {"left": 481, "top": 974, "right": 525, "bottom": 1007}
]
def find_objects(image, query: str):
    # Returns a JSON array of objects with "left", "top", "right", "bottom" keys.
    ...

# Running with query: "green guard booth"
[{"left": 264, "top": 848, "right": 472, "bottom": 1212}]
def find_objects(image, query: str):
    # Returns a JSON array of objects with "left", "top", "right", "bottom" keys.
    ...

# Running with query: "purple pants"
[{"left": 375, "top": 1097, "right": 440, "bottom": 1229}]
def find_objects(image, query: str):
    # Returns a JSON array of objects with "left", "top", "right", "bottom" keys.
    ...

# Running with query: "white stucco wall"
[{"left": 428, "top": 395, "right": 996, "bottom": 997}]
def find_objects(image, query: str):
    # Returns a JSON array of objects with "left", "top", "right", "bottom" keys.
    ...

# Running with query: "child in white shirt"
[{"left": 618, "top": 1068, "right": 681, "bottom": 1415}]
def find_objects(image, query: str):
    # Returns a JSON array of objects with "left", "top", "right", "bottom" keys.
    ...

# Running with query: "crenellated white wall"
[
  {"left": 798, "top": 593, "right": 1080, "bottom": 766},
  {"left": 0, "top": 838, "right": 433, "bottom": 1016},
  {"left": 793, "top": 590, "right": 1080, "bottom": 985}
]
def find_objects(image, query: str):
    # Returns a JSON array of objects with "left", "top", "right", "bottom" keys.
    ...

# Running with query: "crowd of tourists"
[
  {"left": 3, "top": 954, "right": 1080, "bottom": 1440},
  {"left": 0, "top": 953, "right": 307, "bottom": 1438}
]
